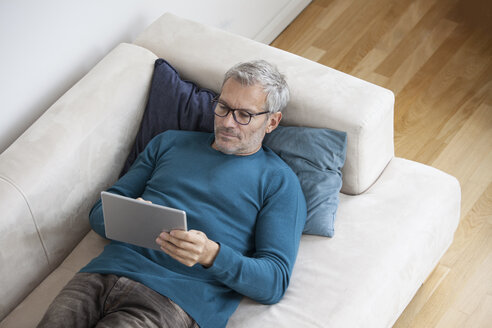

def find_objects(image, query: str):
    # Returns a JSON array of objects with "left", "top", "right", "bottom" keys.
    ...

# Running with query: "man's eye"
[
  {"left": 237, "top": 111, "right": 251, "bottom": 119},
  {"left": 217, "top": 104, "right": 229, "bottom": 112}
]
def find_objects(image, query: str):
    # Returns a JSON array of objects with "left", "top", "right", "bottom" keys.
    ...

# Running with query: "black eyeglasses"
[{"left": 211, "top": 97, "right": 269, "bottom": 125}]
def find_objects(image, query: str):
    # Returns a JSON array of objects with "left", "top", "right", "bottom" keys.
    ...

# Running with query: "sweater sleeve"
[
  {"left": 206, "top": 170, "right": 307, "bottom": 304},
  {"left": 88, "top": 135, "right": 163, "bottom": 238}
]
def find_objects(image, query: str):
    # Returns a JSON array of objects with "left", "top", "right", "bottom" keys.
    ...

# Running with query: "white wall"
[{"left": 0, "top": 0, "right": 310, "bottom": 154}]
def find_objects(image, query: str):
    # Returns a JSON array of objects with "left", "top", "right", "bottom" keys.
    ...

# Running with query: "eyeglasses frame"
[{"left": 211, "top": 96, "right": 270, "bottom": 126}]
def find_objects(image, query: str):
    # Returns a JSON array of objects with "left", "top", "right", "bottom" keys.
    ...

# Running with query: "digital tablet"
[{"left": 101, "top": 191, "right": 187, "bottom": 250}]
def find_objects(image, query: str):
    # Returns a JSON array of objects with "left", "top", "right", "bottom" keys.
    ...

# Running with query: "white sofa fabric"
[
  {"left": 0, "top": 44, "right": 157, "bottom": 321},
  {"left": 0, "top": 13, "right": 460, "bottom": 328}
]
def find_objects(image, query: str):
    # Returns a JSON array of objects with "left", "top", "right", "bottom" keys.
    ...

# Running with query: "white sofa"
[{"left": 0, "top": 13, "right": 461, "bottom": 328}]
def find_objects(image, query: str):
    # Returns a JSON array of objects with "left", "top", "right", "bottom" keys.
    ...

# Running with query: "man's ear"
[{"left": 266, "top": 112, "right": 282, "bottom": 134}]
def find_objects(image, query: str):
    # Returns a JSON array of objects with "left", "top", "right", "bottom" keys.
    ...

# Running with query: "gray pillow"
[{"left": 263, "top": 126, "right": 347, "bottom": 237}]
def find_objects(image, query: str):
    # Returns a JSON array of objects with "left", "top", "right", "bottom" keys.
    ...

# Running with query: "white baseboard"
[{"left": 254, "top": 0, "right": 311, "bottom": 44}]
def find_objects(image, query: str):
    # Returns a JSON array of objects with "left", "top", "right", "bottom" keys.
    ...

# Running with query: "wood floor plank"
[
  {"left": 434, "top": 308, "right": 470, "bottom": 328},
  {"left": 394, "top": 31, "right": 491, "bottom": 162},
  {"left": 314, "top": 0, "right": 353, "bottom": 31},
  {"left": 431, "top": 101, "right": 492, "bottom": 197},
  {"left": 408, "top": 222, "right": 492, "bottom": 327},
  {"left": 463, "top": 294, "right": 492, "bottom": 328},
  {"left": 385, "top": 18, "right": 457, "bottom": 93},
  {"left": 270, "top": 2, "right": 325, "bottom": 54},
  {"left": 411, "top": 183, "right": 492, "bottom": 327},
  {"left": 311, "top": 0, "right": 335, "bottom": 8},
  {"left": 443, "top": 186, "right": 492, "bottom": 320},
  {"left": 393, "top": 264, "right": 451, "bottom": 327},
  {"left": 446, "top": 0, "right": 492, "bottom": 31},
  {"left": 457, "top": 250, "right": 492, "bottom": 315},
  {"left": 375, "top": 0, "right": 459, "bottom": 77},
  {"left": 315, "top": 0, "right": 389, "bottom": 68},
  {"left": 300, "top": 46, "right": 326, "bottom": 62},
  {"left": 433, "top": 62, "right": 492, "bottom": 144},
  {"left": 458, "top": 148, "right": 492, "bottom": 225},
  {"left": 413, "top": 62, "right": 492, "bottom": 166},
  {"left": 350, "top": 0, "right": 439, "bottom": 79},
  {"left": 423, "top": 30, "right": 492, "bottom": 103},
  {"left": 392, "top": 23, "right": 473, "bottom": 132},
  {"left": 335, "top": 0, "right": 413, "bottom": 74},
  {"left": 440, "top": 183, "right": 492, "bottom": 269},
  {"left": 312, "top": 0, "right": 367, "bottom": 46},
  {"left": 435, "top": 221, "right": 492, "bottom": 328}
]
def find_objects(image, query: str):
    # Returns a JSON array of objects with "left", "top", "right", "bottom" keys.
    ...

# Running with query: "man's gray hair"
[{"left": 222, "top": 60, "right": 290, "bottom": 113}]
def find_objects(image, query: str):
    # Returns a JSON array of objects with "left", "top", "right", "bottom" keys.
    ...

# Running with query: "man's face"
[{"left": 212, "top": 78, "right": 282, "bottom": 156}]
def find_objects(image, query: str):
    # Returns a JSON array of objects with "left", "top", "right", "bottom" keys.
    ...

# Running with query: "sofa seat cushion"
[{"left": 1, "top": 158, "right": 460, "bottom": 328}]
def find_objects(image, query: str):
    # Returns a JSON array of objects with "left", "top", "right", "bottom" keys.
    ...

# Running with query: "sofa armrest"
[
  {"left": 0, "top": 43, "right": 156, "bottom": 320},
  {"left": 134, "top": 13, "right": 395, "bottom": 195}
]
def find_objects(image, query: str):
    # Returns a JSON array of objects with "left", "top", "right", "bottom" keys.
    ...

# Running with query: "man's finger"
[
  {"left": 161, "top": 230, "right": 200, "bottom": 245},
  {"left": 157, "top": 238, "right": 199, "bottom": 267},
  {"left": 156, "top": 230, "right": 218, "bottom": 267},
  {"left": 157, "top": 233, "right": 200, "bottom": 253},
  {"left": 169, "top": 229, "right": 193, "bottom": 240},
  {"left": 161, "top": 245, "right": 195, "bottom": 266},
  {"left": 170, "top": 230, "right": 205, "bottom": 243}
]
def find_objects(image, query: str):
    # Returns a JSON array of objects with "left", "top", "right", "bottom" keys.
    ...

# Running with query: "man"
[{"left": 38, "top": 60, "right": 306, "bottom": 328}]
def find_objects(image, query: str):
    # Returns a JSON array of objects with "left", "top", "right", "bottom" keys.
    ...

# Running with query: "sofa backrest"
[
  {"left": 0, "top": 43, "right": 157, "bottom": 320},
  {"left": 134, "top": 13, "right": 395, "bottom": 195}
]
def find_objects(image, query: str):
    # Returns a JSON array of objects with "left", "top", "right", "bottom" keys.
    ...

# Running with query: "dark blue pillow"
[
  {"left": 120, "top": 59, "right": 216, "bottom": 176},
  {"left": 263, "top": 126, "right": 347, "bottom": 237}
]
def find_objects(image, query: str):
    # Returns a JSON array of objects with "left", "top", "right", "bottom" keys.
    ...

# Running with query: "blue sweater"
[{"left": 81, "top": 130, "right": 306, "bottom": 328}]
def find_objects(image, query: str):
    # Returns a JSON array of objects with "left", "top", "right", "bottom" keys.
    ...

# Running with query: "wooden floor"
[{"left": 271, "top": 0, "right": 492, "bottom": 327}]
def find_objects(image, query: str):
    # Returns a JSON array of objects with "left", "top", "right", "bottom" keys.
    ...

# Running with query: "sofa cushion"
[
  {"left": 120, "top": 58, "right": 215, "bottom": 176},
  {"left": 263, "top": 126, "right": 347, "bottom": 237}
]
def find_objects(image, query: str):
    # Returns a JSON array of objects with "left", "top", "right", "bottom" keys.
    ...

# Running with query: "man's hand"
[{"left": 156, "top": 230, "right": 220, "bottom": 268}]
